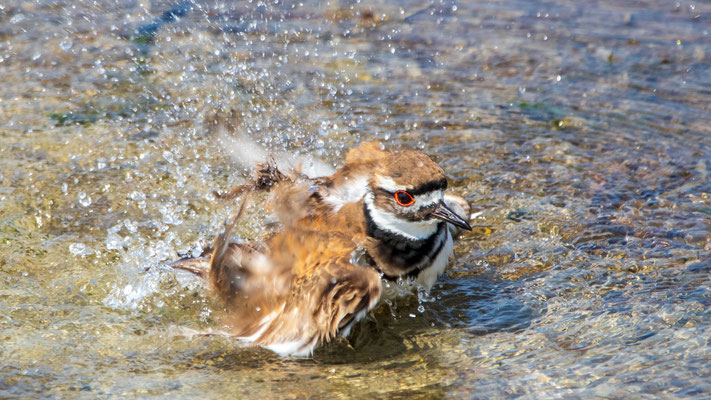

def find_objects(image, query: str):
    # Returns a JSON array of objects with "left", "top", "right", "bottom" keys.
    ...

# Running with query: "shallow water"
[{"left": 1, "top": 0, "right": 710, "bottom": 398}]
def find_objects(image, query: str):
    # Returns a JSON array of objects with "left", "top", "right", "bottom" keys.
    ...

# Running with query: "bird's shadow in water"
[
  {"left": 310, "top": 296, "right": 430, "bottom": 364},
  {"left": 432, "top": 272, "right": 542, "bottom": 335}
]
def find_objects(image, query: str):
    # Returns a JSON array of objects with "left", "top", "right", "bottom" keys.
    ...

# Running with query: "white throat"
[{"left": 364, "top": 193, "right": 439, "bottom": 241}]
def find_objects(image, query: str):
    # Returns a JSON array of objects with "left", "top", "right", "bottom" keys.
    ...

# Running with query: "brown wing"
[
  {"left": 266, "top": 180, "right": 318, "bottom": 228},
  {"left": 251, "top": 229, "right": 381, "bottom": 355},
  {"left": 207, "top": 196, "right": 296, "bottom": 341},
  {"left": 295, "top": 199, "right": 368, "bottom": 240},
  {"left": 170, "top": 255, "right": 211, "bottom": 277},
  {"left": 209, "top": 195, "right": 253, "bottom": 303},
  {"left": 213, "top": 157, "right": 296, "bottom": 201},
  {"left": 310, "top": 258, "right": 382, "bottom": 340},
  {"left": 210, "top": 225, "right": 380, "bottom": 355}
]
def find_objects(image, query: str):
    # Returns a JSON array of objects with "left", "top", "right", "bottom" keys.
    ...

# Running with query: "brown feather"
[
  {"left": 208, "top": 199, "right": 381, "bottom": 355},
  {"left": 344, "top": 141, "right": 389, "bottom": 164},
  {"left": 170, "top": 256, "right": 210, "bottom": 277}
]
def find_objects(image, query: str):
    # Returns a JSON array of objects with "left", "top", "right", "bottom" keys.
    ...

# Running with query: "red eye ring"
[{"left": 394, "top": 190, "right": 415, "bottom": 207}]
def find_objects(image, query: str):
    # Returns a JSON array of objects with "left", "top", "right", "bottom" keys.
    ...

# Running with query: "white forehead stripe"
[{"left": 375, "top": 175, "right": 410, "bottom": 192}]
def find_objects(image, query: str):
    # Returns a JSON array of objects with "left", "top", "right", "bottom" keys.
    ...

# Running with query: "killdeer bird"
[
  {"left": 242, "top": 142, "right": 471, "bottom": 289},
  {"left": 176, "top": 142, "right": 471, "bottom": 356}
]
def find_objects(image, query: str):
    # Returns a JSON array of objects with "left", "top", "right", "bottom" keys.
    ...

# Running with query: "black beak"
[{"left": 432, "top": 201, "right": 472, "bottom": 231}]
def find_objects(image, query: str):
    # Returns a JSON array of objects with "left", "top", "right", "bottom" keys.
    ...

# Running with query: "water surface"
[{"left": 1, "top": 0, "right": 710, "bottom": 398}]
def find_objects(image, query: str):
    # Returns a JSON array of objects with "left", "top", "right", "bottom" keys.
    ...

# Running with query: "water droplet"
[
  {"left": 129, "top": 191, "right": 146, "bottom": 201},
  {"left": 69, "top": 243, "right": 88, "bottom": 255},
  {"left": 162, "top": 150, "right": 175, "bottom": 164},
  {"left": 60, "top": 39, "right": 73, "bottom": 51},
  {"left": 188, "top": 243, "right": 203, "bottom": 258},
  {"left": 108, "top": 224, "right": 122, "bottom": 234},
  {"left": 124, "top": 219, "right": 138, "bottom": 233},
  {"left": 78, "top": 192, "right": 92, "bottom": 207},
  {"left": 10, "top": 14, "right": 25, "bottom": 24},
  {"left": 417, "top": 305, "right": 425, "bottom": 313},
  {"left": 106, "top": 234, "right": 124, "bottom": 250}
]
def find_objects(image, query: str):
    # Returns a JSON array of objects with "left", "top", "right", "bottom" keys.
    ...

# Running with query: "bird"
[{"left": 174, "top": 141, "right": 472, "bottom": 356}]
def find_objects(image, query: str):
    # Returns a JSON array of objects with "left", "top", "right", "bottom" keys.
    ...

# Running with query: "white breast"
[{"left": 415, "top": 229, "right": 454, "bottom": 291}]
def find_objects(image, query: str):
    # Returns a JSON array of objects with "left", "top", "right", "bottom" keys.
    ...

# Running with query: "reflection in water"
[{"left": 1, "top": 0, "right": 710, "bottom": 397}]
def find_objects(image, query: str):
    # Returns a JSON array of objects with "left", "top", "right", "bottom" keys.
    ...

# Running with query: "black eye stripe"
[{"left": 409, "top": 178, "right": 447, "bottom": 195}]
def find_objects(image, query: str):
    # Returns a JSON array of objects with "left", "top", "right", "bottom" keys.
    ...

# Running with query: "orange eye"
[{"left": 394, "top": 191, "right": 415, "bottom": 207}]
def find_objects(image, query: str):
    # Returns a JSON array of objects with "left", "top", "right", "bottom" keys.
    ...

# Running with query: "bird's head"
[{"left": 364, "top": 151, "right": 471, "bottom": 240}]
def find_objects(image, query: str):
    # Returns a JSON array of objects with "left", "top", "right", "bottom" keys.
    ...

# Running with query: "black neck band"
[{"left": 363, "top": 201, "right": 446, "bottom": 280}]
